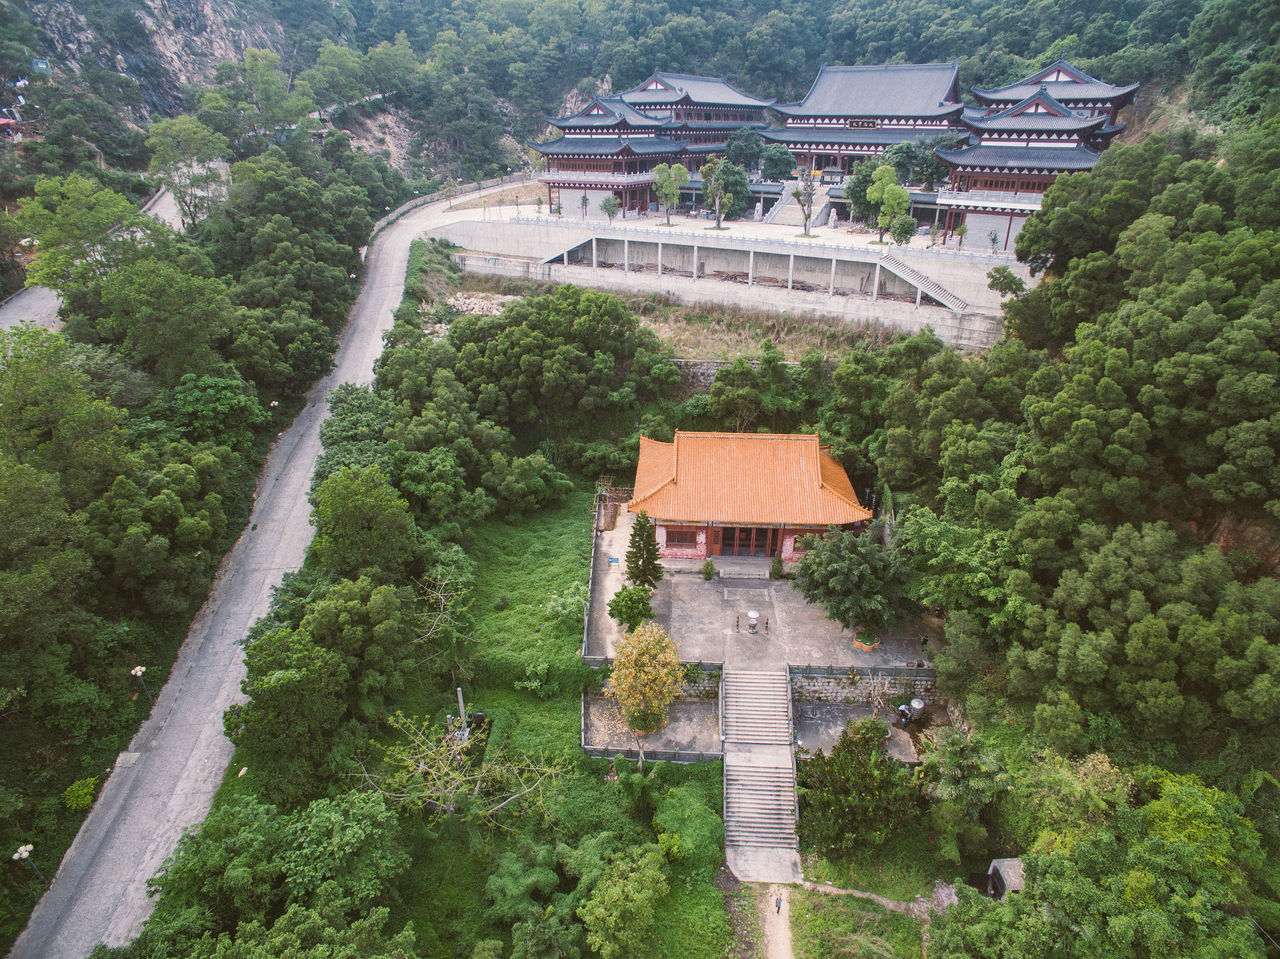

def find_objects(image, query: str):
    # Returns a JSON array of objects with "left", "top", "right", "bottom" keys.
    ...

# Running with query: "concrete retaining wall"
[{"left": 452, "top": 253, "right": 1003, "bottom": 351}]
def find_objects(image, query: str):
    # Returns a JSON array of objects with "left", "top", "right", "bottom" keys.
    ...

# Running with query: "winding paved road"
[{"left": 9, "top": 186, "right": 510, "bottom": 959}]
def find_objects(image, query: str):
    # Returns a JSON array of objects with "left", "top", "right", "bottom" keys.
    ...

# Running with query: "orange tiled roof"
[{"left": 627, "top": 431, "right": 872, "bottom": 526}]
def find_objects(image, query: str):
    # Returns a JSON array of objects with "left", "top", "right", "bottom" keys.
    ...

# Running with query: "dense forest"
[
  {"left": 2, "top": 0, "right": 1280, "bottom": 954},
  {"left": 2, "top": 0, "right": 1278, "bottom": 189},
  {"left": 0, "top": 50, "right": 417, "bottom": 944}
]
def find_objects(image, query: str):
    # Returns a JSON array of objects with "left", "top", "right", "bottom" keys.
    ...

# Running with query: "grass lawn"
[
  {"left": 388, "top": 488, "right": 731, "bottom": 957},
  {"left": 789, "top": 887, "right": 922, "bottom": 959},
  {"left": 803, "top": 825, "right": 962, "bottom": 901}
]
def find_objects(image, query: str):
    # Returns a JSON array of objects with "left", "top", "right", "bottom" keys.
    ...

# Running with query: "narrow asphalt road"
[
  {"left": 0, "top": 285, "right": 61, "bottom": 330},
  {"left": 9, "top": 185, "right": 512, "bottom": 959}
]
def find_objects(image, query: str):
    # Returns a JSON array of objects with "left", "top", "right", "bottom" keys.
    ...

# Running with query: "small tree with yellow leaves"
[{"left": 608, "top": 622, "right": 683, "bottom": 734}]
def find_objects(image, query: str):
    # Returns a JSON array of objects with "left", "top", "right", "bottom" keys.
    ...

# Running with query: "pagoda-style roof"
[
  {"left": 620, "top": 72, "right": 773, "bottom": 108},
  {"left": 528, "top": 136, "right": 689, "bottom": 156},
  {"left": 935, "top": 143, "right": 1102, "bottom": 171},
  {"left": 628, "top": 431, "right": 872, "bottom": 527},
  {"left": 773, "top": 63, "right": 963, "bottom": 119},
  {"left": 967, "top": 89, "right": 1108, "bottom": 134},
  {"left": 972, "top": 59, "right": 1139, "bottom": 105},
  {"left": 547, "top": 96, "right": 671, "bottom": 130}
]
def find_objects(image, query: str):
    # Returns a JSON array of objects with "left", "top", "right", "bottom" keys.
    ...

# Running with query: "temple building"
[
  {"left": 627, "top": 431, "right": 871, "bottom": 561},
  {"left": 530, "top": 73, "right": 772, "bottom": 218},
  {"left": 933, "top": 60, "right": 1138, "bottom": 249},
  {"left": 761, "top": 63, "right": 965, "bottom": 175}
]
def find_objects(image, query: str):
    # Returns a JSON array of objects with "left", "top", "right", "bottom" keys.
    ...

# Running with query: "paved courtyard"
[
  {"left": 583, "top": 696, "right": 720, "bottom": 754},
  {"left": 587, "top": 508, "right": 925, "bottom": 668}
]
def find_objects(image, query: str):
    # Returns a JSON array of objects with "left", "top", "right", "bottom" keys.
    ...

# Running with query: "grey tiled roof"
[
  {"left": 529, "top": 136, "right": 689, "bottom": 156},
  {"left": 774, "top": 63, "right": 963, "bottom": 118},
  {"left": 548, "top": 96, "right": 670, "bottom": 128},
  {"left": 972, "top": 60, "right": 1139, "bottom": 103},
  {"left": 967, "top": 91, "right": 1105, "bottom": 133},
  {"left": 935, "top": 143, "right": 1102, "bottom": 170},
  {"left": 621, "top": 72, "right": 773, "bottom": 107}
]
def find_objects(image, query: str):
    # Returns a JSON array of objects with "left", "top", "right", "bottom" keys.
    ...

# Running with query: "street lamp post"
[
  {"left": 130, "top": 665, "right": 152, "bottom": 704},
  {"left": 12, "top": 844, "right": 45, "bottom": 883}
]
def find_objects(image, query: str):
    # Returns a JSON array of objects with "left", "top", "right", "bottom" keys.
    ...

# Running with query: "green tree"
[
  {"left": 607, "top": 621, "right": 683, "bottom": 733},
  {"left": 309, "top": 465, "right": 420, "bottom": 580},
  {"left": 651, "top": 162, "right": 689, "bottom": 226},
  {"left": 922, "top": 729, "right": 1009, "bottom": 863},
  {"left": 761, "top": 143, "right": 796, "bottom": 181},
  {"left": 842, "top": 161, "right": 877, "bottom": 221},
  {"left": 17, "top": 173, "right": 160, "bottom": 293},
  {"left": 577, "top": 844, "right": 668, "bottom": 959},
  {"left": 725, "top": 127, "right": 764, "bottom": 171},
  {"left": 699, "top": 155, "right": 735, "bottom": 228},
  {"left": 890, "top": 213, "right": 916, "bottom": 245},
  {"left": 224, "top": 628, "right": 350, "bottom": 806},
  {"left": 145, "top": 116, "right": 229, "bottom": 232},
  {"left": 795, "top": 523, "right": 915, "bottom": 638},
  {"left": 98, "top": 257, "right": 232, "bottom": 384},
  {"left": 625, "top": 511, "right": 662, "bottom": 588},
  {"left": 866, "top": 164, "right": 909, "bottom": 242},
  {"left": 797, "top": 717, "right": 920, "bottom": 854},
  {"left": 600, "top": 194, "right": 621, "bottom": 222},
  {"left": 608, "top": 583, "right": 655, "bottom": 631}
]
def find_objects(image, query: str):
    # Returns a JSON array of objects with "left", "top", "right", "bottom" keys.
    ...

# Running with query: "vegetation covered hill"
[{"left": 3, "top": 0, "right": 1277, "bottom": 181}]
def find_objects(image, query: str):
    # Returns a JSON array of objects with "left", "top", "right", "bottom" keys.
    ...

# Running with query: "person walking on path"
[{"left": 776, "top": 894, "right": 783, "bottom": 914}]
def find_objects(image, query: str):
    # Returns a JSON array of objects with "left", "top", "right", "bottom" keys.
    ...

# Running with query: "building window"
[{"left": 666, "top": 527, "right": 698, "bottom": 547}]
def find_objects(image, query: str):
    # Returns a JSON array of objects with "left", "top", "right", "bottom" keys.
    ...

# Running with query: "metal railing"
[
  {"left": 936, "top": 188, "right": 1045, "bottom": 211},
  {"left": 541, "top": 171, "right": 655, "bottom": 185}
]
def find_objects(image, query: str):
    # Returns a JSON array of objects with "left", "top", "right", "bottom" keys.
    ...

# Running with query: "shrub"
[
  {"left": 608, "top": 584, "right": 655, "bottom": 631},
  {"left": 769, "top": 557, "right": 784, "bottom": 580},
  {"left": 63, "top": 777, "right": 99, "bottom": 812},
  {"left": 701, "top": 559, "right": 716, "bottom": 580},
  {"left": 653, "top": 783, "right": 724, "bottom": 876}
]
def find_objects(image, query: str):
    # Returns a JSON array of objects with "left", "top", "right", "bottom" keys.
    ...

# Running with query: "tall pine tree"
[{"left": 625, "top": 511, "right": 663, "bottom": 589}]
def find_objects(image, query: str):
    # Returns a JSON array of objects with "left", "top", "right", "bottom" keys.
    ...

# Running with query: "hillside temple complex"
[{"left": 530, "top": 59, "right": 1138, "bottom": 249}]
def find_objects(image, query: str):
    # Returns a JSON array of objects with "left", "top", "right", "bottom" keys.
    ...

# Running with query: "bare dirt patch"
[
  {"left": 446, "top": 291, "right": 522, "bottom": 316},
  {"left": 719, "top": 868, "right": 763, "bottom": 959},
  {"left": 334, "top": 107, "right": 420, "bottom": 174}
]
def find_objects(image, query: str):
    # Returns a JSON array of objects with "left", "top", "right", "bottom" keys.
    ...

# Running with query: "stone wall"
[{"left": 790, "top": 669, "right": 940, "bottom": 706}]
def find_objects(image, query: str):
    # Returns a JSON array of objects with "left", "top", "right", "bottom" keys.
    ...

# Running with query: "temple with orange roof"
[{"left": 627, "top": 431, "right": 872, "bottom": 561}]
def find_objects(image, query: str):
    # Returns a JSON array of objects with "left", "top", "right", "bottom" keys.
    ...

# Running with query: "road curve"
[{"left": 9, "top": 186, "right": 511, "bottom": 959}]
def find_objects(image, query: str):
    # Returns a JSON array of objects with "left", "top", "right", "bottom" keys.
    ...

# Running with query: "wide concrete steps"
[
  {"left": 725, "top": 762, "right": 797, "bottom": 848},
  {"left": 722, "top": 669, "right": 800, "bottom": 874},
  {"left": 722, "top": 671, "right": 791, "bottom": 744}
]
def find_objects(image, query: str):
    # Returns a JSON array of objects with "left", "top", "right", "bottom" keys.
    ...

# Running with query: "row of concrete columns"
[{"left": 575, "top": 239, "right": 919, "bottom": 302}]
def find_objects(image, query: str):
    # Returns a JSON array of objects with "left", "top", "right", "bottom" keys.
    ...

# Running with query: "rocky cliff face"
[{"left": 11, "top": 0, "right": 287, "bottom": 116}]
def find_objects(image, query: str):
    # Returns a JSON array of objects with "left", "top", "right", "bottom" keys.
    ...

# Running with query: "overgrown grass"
[
  {"left": 457, "top": 273, "right": 902, "bottom": 360},
  {"left": 387, "top": 488, "right": 731, "bottom": 955},
  {"left": 789, "top": 888, "right": 922, "bottom": 959},
  {"left": 649, "top": 875, "right": 732, "bottom": 958},
  {"left": 805, "top": 825, "right": 960, "bottom": 901}
]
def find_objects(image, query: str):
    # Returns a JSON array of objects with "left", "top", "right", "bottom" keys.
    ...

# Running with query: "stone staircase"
[
  {"left": 722, "top": 670, "right": 802, "bottom": 882},
  {"left": 722, "top": 671, "right": 793, "bottom": 746},
  {"left": 878, "top": 254, "right": 969, "bottom": 313},
  {"left": 764, "top": 181, "right": 805, "bottom": 226}
]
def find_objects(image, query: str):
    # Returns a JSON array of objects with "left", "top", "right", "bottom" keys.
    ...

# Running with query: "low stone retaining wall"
[{"left": 790, "top": 667, "right": 940, "bottom": 706}]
